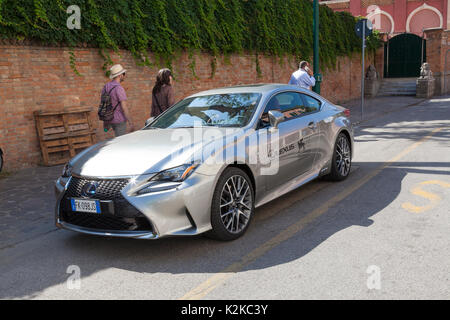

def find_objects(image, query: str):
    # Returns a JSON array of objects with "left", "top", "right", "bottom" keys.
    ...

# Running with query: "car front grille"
[
  {"left": 66, "top": 176, "right": 129, "bottom": 200},
  {"left": 60, "top": 176, "right": 153, "bottom": 232}
]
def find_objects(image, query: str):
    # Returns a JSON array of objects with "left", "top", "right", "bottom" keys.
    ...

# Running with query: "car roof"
[
  {"left": 185, "top": 83, "right": 333, "bottom": 106},
  {"left": 188, "top": 83, "right": 306, "bottom": 97}
]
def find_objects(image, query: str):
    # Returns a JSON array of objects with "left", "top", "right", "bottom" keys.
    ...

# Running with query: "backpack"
[{"left": 98, "top": 86, "right": 120, "bottom": 122}]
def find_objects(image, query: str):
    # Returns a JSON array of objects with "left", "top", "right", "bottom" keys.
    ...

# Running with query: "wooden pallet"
[{"left": 34, "top": 108, "right": 97, "bottom": 166}]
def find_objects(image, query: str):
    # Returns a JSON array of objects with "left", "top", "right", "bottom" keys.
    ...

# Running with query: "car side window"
[
  {"left": 300, "top": 94, "right": 321, "bottom": 114},
  {"left": 267, "top": 92, "right": 308, "bottom": 119},
  {"left": 260, "top": 92, "right": 321, "bottom": 129},
  {"left": 260, "top": 95, "right": 282, "bottom": 125}
]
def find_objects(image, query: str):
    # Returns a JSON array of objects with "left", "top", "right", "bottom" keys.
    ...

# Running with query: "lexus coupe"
[{"left": 55, "top": 84, "right": 353, "bottom": 241}]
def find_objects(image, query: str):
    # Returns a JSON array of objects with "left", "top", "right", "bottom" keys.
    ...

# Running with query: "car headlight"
[
  {"left": 62, "top": 163, "right": 73, "bottom": 178},
  {"left": 136, "top": 163, "right": 199, "bottom": 195}
]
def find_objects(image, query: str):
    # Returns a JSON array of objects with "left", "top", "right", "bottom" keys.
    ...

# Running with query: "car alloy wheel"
[
  {"left": 208, "top": 167, "right": 254, "bottom": 241},
  {"left": 327, "top": 133, "right": 351, "bottom": 181},
  {"left": 220, "top": 175, "right": 252, "bottom": 234},
  {"left": 336, "top": 134, "right": 351, "bottom": 177}
]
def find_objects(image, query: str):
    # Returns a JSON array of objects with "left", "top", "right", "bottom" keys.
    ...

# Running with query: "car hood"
[{"left": 71, "top": 128, "right": 242, "bottom": 177}]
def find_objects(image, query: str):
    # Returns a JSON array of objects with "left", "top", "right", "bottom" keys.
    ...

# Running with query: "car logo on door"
[
  {"left": 81, "top": 182, "right": 99, "bottom": 198},
  {"left": 298, "top": 139, "right": 306, "bottom": 151}
]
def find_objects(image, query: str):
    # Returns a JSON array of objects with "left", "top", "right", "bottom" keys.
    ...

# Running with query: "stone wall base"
[
  {"left": 416, "top": 78, "right": 435, "bottom": 98},
  {"left": 364, "top": 79, "right": 381, "bottom": 98}
]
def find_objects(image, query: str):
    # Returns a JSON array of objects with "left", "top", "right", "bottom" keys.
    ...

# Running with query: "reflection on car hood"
[{"left": 72, "top": 128, "right": 242, "bottom": 177}]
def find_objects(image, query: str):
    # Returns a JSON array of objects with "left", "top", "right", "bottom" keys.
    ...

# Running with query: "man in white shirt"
[{"left": 289, "top": 61, "right": 316, "bottom": 90}]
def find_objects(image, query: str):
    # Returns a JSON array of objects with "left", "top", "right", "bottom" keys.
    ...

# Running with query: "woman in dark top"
[{"left": 151, "top": 68, "right": 175, "bottom": 117}]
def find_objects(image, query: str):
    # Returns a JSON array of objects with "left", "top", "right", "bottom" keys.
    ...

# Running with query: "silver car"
[{"left": 55, "top": 84, "right": 353, "bottom": 241}]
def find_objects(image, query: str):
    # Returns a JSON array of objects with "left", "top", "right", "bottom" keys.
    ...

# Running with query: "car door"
[
  {"left": 259, "top": 91, "right": 320, "bottom": 191},
  {"left": 298, "top": 93, "right": 323, "bottom": 169}
]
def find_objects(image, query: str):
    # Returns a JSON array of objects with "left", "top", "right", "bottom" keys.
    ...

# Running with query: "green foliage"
[
  {"left": 0, "top": 0, "right": 381, "bottom": 76},
  {"left": 69, "top": 49, "right": 82, "bottom": 76}
]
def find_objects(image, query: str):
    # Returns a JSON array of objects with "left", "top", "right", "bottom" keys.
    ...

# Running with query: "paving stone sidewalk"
[
  {"left": 0, "top": 95, "right": 430, "bottom": 249},
  {"left": 341, "top": 95, "right": 426, "bottom": 125},
  {"left": 0, "top": 166, "right": 63, "bottom": 248}
]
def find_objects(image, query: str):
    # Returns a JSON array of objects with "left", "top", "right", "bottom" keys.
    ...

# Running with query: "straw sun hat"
[{"left": 109, "top": 64, "right": 127, "bottom": 79}]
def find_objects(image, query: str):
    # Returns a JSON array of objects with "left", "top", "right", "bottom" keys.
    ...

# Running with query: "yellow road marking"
[
  {"left": 420, "top": 180, "right": 450, "bottom": 188},
  {"left": 402, "top": 180, "right": 450, "bottom": 213},
  {"left": 180, "top": 127, "right": 443, "bottom": 300}
]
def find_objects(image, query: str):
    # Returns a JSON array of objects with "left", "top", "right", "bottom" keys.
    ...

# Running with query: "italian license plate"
[{"left": 70, "top": 199, "right": 101, "bottom": 214}]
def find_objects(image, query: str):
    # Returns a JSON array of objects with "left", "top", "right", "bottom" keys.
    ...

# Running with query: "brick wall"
[
  {"left": 424, "top": 29, "right": 450, "bottom": 96},
  {"left": 361, "top": 0, "right": 394, "bottom": 8},
  {"left": 0, "top": 44, "right": 375, "bottom": 172},
  {"left": 321, "top": 1, "right": 350, "bottom": 11}
]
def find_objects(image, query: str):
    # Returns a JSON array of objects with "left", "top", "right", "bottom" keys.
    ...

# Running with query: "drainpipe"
[
  {"left": 421, "top": 28, "right": 425, "bottom": 65},
  {"left": 313, "top": 0, "right": 321, "bottom": 94},
  {"left": 444, "top": 49, "right": 450, "bottom": 95},
  {"left": 386, "top": 34, "right": 390, "bottom": 78}
]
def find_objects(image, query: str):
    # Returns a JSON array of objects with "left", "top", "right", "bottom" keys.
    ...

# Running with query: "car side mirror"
[
  {"left": 268, "top": 110, "right": 285, "bottom": 130},
  {"left": 145, "top": 117, "right": 155, "bottom": 127}
]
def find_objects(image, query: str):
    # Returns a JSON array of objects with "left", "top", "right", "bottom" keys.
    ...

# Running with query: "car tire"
[
  {"left": 207, "top": 167, "right": 255, "bottom": 241},
  {"left": 326, "top": 132, "right": 352, "bottom": 181},
  {"left": 0, "top": 150, "right": 3, "bottom": 173}
]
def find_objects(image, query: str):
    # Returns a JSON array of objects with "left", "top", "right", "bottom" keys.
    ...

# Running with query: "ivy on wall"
[{"left": 0, "top": 0, "right": 381, "bottom": 76}]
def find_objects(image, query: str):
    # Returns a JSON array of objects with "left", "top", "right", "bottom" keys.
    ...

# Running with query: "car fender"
[
  {"left": 195, "top": 131, "right": 261, "bottom": 203},
  {"left": 334, "top": 116, "right": 354, "bottom": 159}
]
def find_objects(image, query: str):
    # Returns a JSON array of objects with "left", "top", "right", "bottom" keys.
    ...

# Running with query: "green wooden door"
[{"left": 384, "top": 33, "right": 425, "bottom": 78}]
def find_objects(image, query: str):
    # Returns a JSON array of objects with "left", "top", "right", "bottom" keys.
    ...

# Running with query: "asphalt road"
[{"left": 0, "top": 96, "right": 449, "bottom": 300}]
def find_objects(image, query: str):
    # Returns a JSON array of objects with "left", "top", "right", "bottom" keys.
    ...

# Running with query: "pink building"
[
  {"left": 320, "top": 0, "right": 448, "bottom": 36},
  {"left": 321, "top": 0, "right": 450, "bottom": 79}
]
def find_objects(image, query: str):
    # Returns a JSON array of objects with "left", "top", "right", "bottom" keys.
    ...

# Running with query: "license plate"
[{"left": 70, "top": 199, "right": 101, "bottom": 214}]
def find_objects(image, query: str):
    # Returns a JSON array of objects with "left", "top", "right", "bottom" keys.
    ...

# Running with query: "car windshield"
[{"left": 147, "top": 93, "right": 262, "bottom": 129}]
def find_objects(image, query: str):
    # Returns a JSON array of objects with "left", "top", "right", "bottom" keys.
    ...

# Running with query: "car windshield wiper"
[
  {"left": 170, "top": 126, "right": 196, "bottom": 129},
  {"left": 203, "top": 123, "right": 221, "bottom": 127},
  {"left": 170, "top": 124, "right": 221, "bottom": 129}
]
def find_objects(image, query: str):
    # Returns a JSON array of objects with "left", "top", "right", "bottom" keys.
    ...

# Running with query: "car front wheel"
[{"left": 208, "top": 167, "right": 255, "bottom": 241}]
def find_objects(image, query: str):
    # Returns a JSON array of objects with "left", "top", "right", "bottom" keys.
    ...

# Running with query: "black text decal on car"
[
  {"left": 279, "top": 144, "right": 295, "bottom": 156},
  {"left": 268, "top": 143, "right": 297, "bottom": 158}
]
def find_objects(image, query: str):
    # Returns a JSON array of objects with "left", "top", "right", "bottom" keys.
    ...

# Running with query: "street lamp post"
[{"left": 313, "top": 0, "right": 321, "bottom": 94}]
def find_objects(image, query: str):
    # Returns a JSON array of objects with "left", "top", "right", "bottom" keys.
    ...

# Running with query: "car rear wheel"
[
  {"left": 327, "top": 133, "right": 351, "bottom": 181},
  {"left": 207, "top": 167, "right": 255, "bottom": 241},
  {"left": 0, "top": 149, "right": 3, "bottom": 173}
]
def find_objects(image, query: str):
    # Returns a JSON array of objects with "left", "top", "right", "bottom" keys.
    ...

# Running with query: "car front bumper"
[
  {"left": 56, "top": 220, "right": 159, "bottom": 239},
  {"left": 55, "top": 172, "right": 217, "bottom": 239}
]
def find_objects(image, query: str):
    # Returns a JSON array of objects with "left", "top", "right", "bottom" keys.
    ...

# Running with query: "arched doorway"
[{"left": 384, "top": 33, "right": 425, "bottom": 78}]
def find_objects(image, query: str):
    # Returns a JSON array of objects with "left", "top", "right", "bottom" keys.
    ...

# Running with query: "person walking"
[
  {"left": 289, "top": 61, "right": 316, "bottom": 90},
  {"left": 101, "top": 64, "right": 134, "bottom": 137},
  {"left": 151, "top": 68, "right": 175, "bottom": 118}
]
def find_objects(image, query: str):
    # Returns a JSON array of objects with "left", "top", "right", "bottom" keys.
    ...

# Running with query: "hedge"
[{"left": 0, "top": 0, "right": 381, "bottom": 76}]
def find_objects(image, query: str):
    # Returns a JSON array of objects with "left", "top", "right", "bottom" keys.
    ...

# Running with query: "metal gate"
[{"left": 384, "top": 33, "right": 425, "bottom": 78}]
